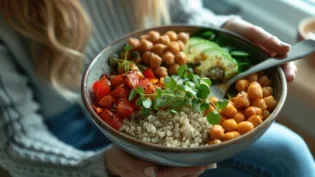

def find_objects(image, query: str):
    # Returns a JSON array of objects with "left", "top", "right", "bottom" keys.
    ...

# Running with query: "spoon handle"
[{"left": 228, "top": 39, "right": 315, "bottom": 84}]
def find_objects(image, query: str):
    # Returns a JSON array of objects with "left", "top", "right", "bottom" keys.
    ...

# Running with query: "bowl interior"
[{"left": 81, "top": 25, "right": 287, "bottom": 152}]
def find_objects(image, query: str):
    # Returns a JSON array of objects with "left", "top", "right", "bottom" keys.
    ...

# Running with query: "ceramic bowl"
[{"left": 81, "top": 25, "right": 287, "bottom": 167}]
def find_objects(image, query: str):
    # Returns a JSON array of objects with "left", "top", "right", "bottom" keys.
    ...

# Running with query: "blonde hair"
[{"left": 0, "top": 0, "right": 170, "bottom": 97}]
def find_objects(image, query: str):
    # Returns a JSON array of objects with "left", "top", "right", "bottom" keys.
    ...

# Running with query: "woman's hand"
[
  {"left": 105, "top": 146, "right": 216, "bottom": 177},
  {"left": 223, "top": 17, "right": 297, "bottom": 82}
]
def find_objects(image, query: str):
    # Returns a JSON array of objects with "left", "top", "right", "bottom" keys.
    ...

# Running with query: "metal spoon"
[{"left": 210, "top": 39, "right": 315, "bottom": 99}]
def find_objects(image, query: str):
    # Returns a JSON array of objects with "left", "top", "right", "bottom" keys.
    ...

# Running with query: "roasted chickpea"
[
  {"left": 262, "top": 87, "right": 273, "bottom": 98},
  {"left": 208, "top": 139, "right": 222, "bottom": 145},
  {"left": 223, "top": 131, "right": 240, "bottom": 141},
  {"left": 209, "top": 96, "right": 219, "bottom": 104},
  {"left": 162, "top": 52, "right": 175, "bottom": 65},
  {"left": 247, "top": 74, "right": 258, "bottom": 82},
  {"left": 219, "top": 116, "right": 227, "bottom": 125},
  {"left": 262, "top": 110, "right": 271, "bottom": 119},
  {"left": 264, "top": 96, "right": 277, "bottom": 111},
  {"left": 258, "top": 75, "right": 272, "bottom": 87},
  {"left": 248, "top": 115, "right": 263, "bottom": 127},
  {"left": 142, "top": 51, "right": 152, "bottom": 64},
  {"left": 128, "top": 38, "right": 140, "bottom": 49},
  {"left": 251, "top": 98, "right": 267, "bottom": 110},
  {"left": 149, "top": 53, "right": 162, "bottom": 68},
  {"left": 221, "top": 103, "right": 237, "bottom": 117},
  {"left": 178, "top": 41, "right": 185, "bottom": 51},
  {"left": 140, "top": 34, "right": 149, "bottom": 40},
  {"left": 222, "top": 119, "right": 238, "bottom": 132},
  {"left": 154, "top": 67, "right": 168, "bottom": 77},
  {"left": 152, "top": 44, "right": 167, "bottom": 55},
  {"left": 167, "top": 41, "right": 180, "bottom": 54},
  {"left": 177, "top": 32, "right": 189, "bottom": 43},
  {"left": 237, "top": 121, "right": 254, "bottom": 135},
  {"left": 209, "top": 125, "right": 225, "bottom": 139},
  {"left": 148, "top": 31, "right": 160, "bottom": 42},
  {"left": 232, "top": 94, "right": 250, "bottom": 109},
  {"left": 139, "top": 39, "right": 153, "bottom": 51},
  {"left": 247, "top": 82, "right": 263, "bottom": 99},
  {"left": 175, "top": 52, "right": 187, "bottom": 64},
  {"left": 157, "top": 35, "right": 170, "bottom": 45},
  {"left": 233, "top": 112, "right": 246, "bottom": 123},
  {"left": 244, "top": 106, "right": 262, "bottom": 118},
  {"left": 204, "top": 106, "right": 215, "bottom": 116},
  {"left": 168, "top": 64, "right": 179, "bottom": 75},
  {"left": 235, "top": 79, "right": 249, "bottom": 92},
  {"left": 166, "top": 31, "right": 178, "bottom": 41}
]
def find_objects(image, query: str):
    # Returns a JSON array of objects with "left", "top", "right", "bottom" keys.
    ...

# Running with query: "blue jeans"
[{"left": 45, "top": 104, "right": 315, "bottom": 177}]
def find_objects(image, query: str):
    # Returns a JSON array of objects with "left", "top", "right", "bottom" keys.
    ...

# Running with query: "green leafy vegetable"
[
  {"left": 231, "top": 51, "right": 249, "bottom": 57},
  {"left": 207, "top": 110, "right": 221, "bottom": 125},
  {"left": 200, "top": 103, "right": 210, "bottom": 112},
  {"left": 128, "top": 89, "right": 138, "bottom": 101},
  {"left": 216, "top": 99, "right": 228, "bottom": 111},
  {"left": 142, "top": 99, "right": 152, "bottom": 109},
  {"left": 196, "top": 84, "right": 210, "bottom": 100}
]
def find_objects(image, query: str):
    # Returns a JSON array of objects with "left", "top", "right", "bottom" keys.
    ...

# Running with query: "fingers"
[
  {"left": 157, "top": 164, "right": 216, "bottom": 177},
  {"left": 246, "top": 26, "right": 291, "bottom": 56},
  {"left": 281, "top": 62, "right": 297, "bottom": 83}
]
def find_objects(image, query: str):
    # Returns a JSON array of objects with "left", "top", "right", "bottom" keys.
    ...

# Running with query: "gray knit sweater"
[{"left": 0, "top": 0, "right": 234, "bottom": 176}]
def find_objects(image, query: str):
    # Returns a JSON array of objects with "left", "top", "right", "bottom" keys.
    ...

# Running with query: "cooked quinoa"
[{"left": 119, "top": 106, "right": 212, "bottom": 147}]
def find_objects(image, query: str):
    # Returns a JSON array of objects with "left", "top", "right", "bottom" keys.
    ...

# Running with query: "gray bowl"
[{"left": 81, "top": 25, "right": 287, "bottom": 167}]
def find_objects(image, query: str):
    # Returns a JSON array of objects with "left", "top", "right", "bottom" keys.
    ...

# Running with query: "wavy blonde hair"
[{"left": 0, "top": 0, "right": 170, "bottom": 97}]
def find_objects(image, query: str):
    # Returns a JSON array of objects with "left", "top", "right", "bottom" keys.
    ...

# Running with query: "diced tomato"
[
  {"left": 93, "top": 82, "right": 110, "bottom": 100},
  {"left": 92, "top": 104, "right": 104, "bottom": 114},
  {"left": 130, "top": 96, "right": 140, "bottom": 111},
  {"left": 99, "top": 95, "right": 115, "bottom": 108},
  {"left": 143, "top": 68, "right": 156, "bottom": 79},
  {"left": 100, "top": 109, "right": 123, "bottom": 130},
  {"left": 111, "top": 84, "right": 130, "bottom": 98},
  {"left": 116, "top": 99, "right": 134, "bottom": 118},
  {"left": 125, "top": 71, "right": 139, "bottom": 89},
  {"left": 100, "top": 75, "right": 111, "bottom": 86},
  {"left": 137, "top": 78, "right": 156, "bottom": 94},
  {"left": 111, "top": 75, "right": 125, "bottom": 88}
]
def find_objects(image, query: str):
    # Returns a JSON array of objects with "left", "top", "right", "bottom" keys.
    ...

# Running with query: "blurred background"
[{"left": 1, "top": 0, "right": 314, "bottom": 176}]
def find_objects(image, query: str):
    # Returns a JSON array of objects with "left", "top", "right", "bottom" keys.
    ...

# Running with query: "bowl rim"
[{"left": 81, "top": 24, "right": 287, "bottom": 152}]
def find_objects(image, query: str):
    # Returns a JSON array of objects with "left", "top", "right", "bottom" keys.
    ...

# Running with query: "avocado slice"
[
  {"left": 197, "top": 48, "right": 238, "bottom": 80},
  {"left": 185, "top": 41, "right": 220, "bottom": 63}
]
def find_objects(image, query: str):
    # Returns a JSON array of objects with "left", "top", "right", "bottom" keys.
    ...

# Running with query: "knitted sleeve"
[
  {"left": 0, "top": 44, "right": 110, "bottom": 177},
  {"left": 170, "top": 0, "right": 238, "bottom": 28}
]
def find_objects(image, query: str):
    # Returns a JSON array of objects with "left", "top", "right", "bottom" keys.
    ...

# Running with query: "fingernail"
[
  {"left": 207, "top": 163, "right": 217, "bottom": 169},
  {"left": 280, "top": 41, "right": 290, "bottom": 47},
  {"left": 144, "top": 166, "right": 156, "bottom": 177}
]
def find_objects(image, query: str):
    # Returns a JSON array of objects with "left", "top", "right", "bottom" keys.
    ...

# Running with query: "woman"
[{"left": 0, "top": 0, "right": 313, "bottom": 177}]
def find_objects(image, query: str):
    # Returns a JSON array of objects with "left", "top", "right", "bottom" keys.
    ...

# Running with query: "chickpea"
[
  {"left": 262, "top": 110, "right": 271, "bottom": 120},
  {"left": 223, "top": 131, "right": 240, "bottom": 141},
  {"left": 178, "top": 41, "right": 185, "bottom": 51},
  {"left": 251, "top": 98, "right": 267, "bottom": 110},
  {"left": 235, "top": 79, "right": 249, "bottom": 92},
  {"left": 204, "top": 106, "right": 215, "bottom": 116},
  {"left": 142, "top": 51, "right": 152, "bottom": 64},
  {"left": 258, "top": 75, "right": 272, "bottom": 87},
  {"left": 152, "top": 44, "right": 167, "bottom": 55},
  {"left": 232, "top": 94, "right": 250, "bottom": 109},
  {"left": 262, "top": 87, "right": 273, "bottom": 98},
  {"left": 175, "top": 52, "right": 187, "bottom": 64},
  {"left": 221, "top": 103, "right": 237, "bottom": 117},
  {"left": 219, "top": 116, "right": 227, "bottom": 125},
  {"left": 139, "top": 39, "right": 153, "bottom": 51},
  {"left": 233, "top": 112, "right": 246, "bottom": 123},
  {"left": 162, "top": 52, "right": 175, "bottom": 65},
  {"left": 166, "top": 31, "right": 178, "bottom": 41},
  {"left": 154, "top": 67, "right": 168, "bottom": 77},
  {"left": 128, "top": 38, "right": 140, "bottom": 49},
  {"left": 237, "top": 121, "right": 254, "bottom": 135},
  {"left": 247, "top": 82, "right": 263, "bottom": 99},
  {"left": 237, "top": 91, "right": 248, "bottom": 97},
  {"left": 168, "top": 64, "right": 179, "bottom": 75},
  {"left": 140, "top": 34, "right": 149, "bottom": 40},
  {"left": 209, "top": 96, "right": 219, "bottom": 104},
  {"left": 264, "top": 96, "right": 277, "bottom": 111},
  {"left": 247, "top": 74, "right": 258, "bottom": 82},
  {"left": 244, "top": 106, "right": 262, "bottom": 118},
  {"left": 209, "top": 125, "right": 225, "bottom": 139},
  {"left": 248, "top": 115, "right": 263, "bottom": 127},
  {"left": 258, "top": 72, "right": 265, "bottom": 76},
  {"left": 222, "top": 119, "right": 238, "bottom": 132},
  {"left": 149, "top": 53, "right": 162, "bottom": 68},
  {"left": 208, "top": 139, "right": 222, "bottom": 145},
  {"left": 148, "top": 31, "right": 160, "bottom": 42},
  {"left": 167, "top": 41, "right": 180, "bottom": 54},
  {"left": 178, "top": 32, "right": 190, "bottom": 43},
  {"left": 157, "top": 35, "right": 170, "bottom": 45}
]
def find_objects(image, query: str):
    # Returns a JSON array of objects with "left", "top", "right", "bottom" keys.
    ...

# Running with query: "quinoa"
[{"left": 119, "top": 106, "right": 212, "bottom": 147}]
